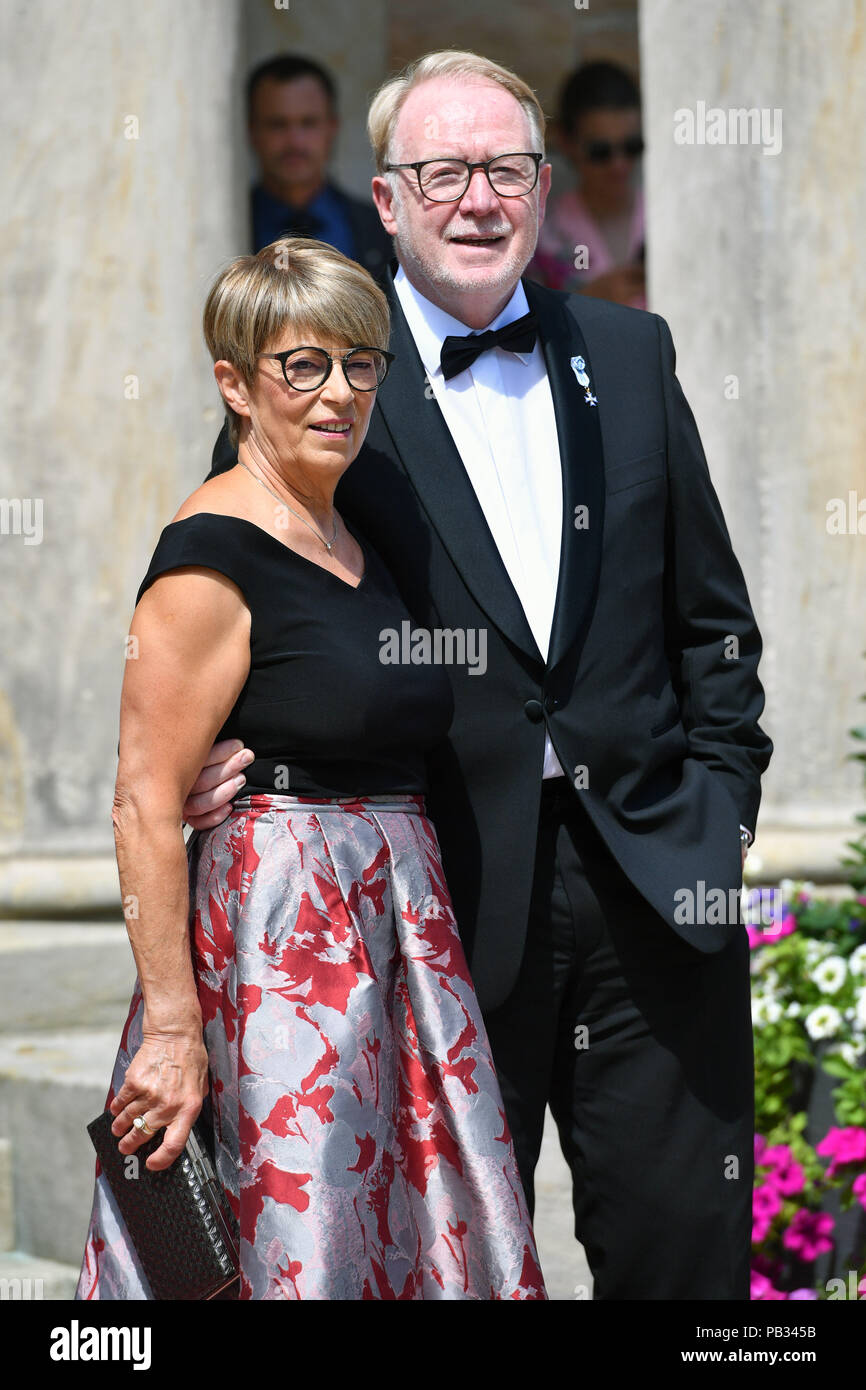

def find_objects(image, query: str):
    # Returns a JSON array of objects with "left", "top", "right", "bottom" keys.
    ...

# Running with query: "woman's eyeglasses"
[
  {"left": 582, "top": 136, "right": 644, "bottom": 164},
  {"left": 258, "top": 346, "right": 395, "bottom": 392}
]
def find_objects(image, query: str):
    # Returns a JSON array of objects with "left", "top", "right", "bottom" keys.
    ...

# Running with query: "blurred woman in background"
[{"left": 530, "top": 61, "right": 645, "bottom": 308}]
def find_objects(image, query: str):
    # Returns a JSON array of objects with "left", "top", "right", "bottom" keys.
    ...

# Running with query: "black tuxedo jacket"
[
  {"left": 338, "top": 187, "right": 394, "bottom": 285},
  {"left": 207, "top": 262, "right": 772, "bottom": 1012}
]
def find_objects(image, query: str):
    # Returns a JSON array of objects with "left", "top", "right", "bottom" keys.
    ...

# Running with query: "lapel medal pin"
[{"left": 570, "top": 355, "right": 597, "bottom": 406}]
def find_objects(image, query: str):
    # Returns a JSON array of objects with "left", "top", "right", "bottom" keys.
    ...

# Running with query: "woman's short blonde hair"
[
  {"left": 368, "top": 49, "right": 546, "bottom": 173},
  {"left": 203, "top": 237, "right": 391, "bottom": 448}
]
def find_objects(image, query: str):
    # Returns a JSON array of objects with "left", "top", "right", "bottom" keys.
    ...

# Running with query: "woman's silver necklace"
[{"left": 238, "top": 458, "right": 339, "bottom": 553}]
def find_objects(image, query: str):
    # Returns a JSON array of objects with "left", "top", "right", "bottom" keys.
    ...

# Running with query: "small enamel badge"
[{"left": 570, "top": 355, "right": 597, "bottom": 406}]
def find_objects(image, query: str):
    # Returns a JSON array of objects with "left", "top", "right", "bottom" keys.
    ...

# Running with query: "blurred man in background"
[{"left": 248, "top": 53, "right": 393, "bottom": 280}]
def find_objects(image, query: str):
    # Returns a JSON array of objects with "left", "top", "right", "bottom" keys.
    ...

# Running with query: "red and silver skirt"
[{"left": 76, "top": 792, "right": 546, "bottom": 1300}]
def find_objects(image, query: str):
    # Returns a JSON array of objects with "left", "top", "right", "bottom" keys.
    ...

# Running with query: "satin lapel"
[
  {"left": 375, "top": 270, "right": 541, "bottom": 661},
  {"left": 523, "top": 279, "right": 605, "bottom": 682}
]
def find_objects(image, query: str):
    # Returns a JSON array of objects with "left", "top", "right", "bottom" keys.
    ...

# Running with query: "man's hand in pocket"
[{"left": 182, "top": 738, "right": 254, "bottom": 829}]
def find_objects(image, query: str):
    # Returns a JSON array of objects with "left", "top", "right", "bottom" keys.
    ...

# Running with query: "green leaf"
[{"left": 821, "top": 1057, "right": 856, "bottom": 1079}]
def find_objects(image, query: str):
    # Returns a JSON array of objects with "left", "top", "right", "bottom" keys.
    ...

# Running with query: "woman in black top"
[{"left": 76, "top": 237, "right": 545, "bottom": 1301}]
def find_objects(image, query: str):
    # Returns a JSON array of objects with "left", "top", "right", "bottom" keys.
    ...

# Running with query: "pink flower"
[
  {"left": 762, "top": 912, "right": 797, "bottom": 942},
  {"left": 754, "top": 1134, "right": 768, "bottom": 1164},
  {"left": 763, "top": 1142, "right": 792, "bottom": 1167},
  {"left": 752, "top": 1184, "right": 781, "bottom": 1243},
  {"left": 750, "top": 1270, "right": 786, "bottom": 1300},
  {"left": 753, "top": 1184, "right": 782, "bottom": 1220},
  {"left": 752, "top": 1215, "right": 771, "bottom": 1244},
  {"left": 788, "top": 1288, "right": 818, "bottom": 1299},
  {"left": 763, "top": 1145, "right": 805, "bottom": 1196},
  {"left": 853, "top": 1174, "right": 866, "bottom": 1211},
  {"left": 782, "top": 1209, "right": 835, "bottom": 1261},
  {"left": 815, "top": 1126, "right": 866, "bottom": 1175},
  {"left": 751, "top": 1252, "right": 782, "bottom": 1280},
  {"left": 747, "top": 913, "right": 796, "bottom": 948}
]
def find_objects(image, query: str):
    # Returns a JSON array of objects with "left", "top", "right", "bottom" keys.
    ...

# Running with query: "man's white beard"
[
  {"left": 400, "top": 227, "right": 536, "bottom": 301},
  {"left": 390, "top": 194, "right": 538, "bottom": 311}
]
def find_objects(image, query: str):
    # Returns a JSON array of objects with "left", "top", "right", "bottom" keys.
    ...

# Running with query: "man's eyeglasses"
[
  {"left": 257, "top": 346, "right": 395, "bottom": 392},
  {"left": 582, "top": 136, "right": 644, "bottom": 165},
  {"left": 383, "top": 152, "right": 543, "bottom": 203}
]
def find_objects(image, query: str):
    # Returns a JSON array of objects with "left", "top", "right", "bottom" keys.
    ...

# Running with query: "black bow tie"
[{"left": 439, "top": 310, "right": 538, "bottom": 381}]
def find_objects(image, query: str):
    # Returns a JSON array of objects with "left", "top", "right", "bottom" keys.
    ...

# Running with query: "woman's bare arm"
[{"left": 109, "top": 565, "right": 250, "bottom": 1170}]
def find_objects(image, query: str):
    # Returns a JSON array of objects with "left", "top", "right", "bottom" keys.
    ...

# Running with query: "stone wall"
[
  {"left": 0, "top": 0, "right": 246, "bottom": 897},
  {"left": 639, "top": 0, "right": 866, "bottom": 878}
]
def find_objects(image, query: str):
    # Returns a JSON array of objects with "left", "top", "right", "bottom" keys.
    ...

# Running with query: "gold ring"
[{"left": 132, "top": 1115, "right": 152, "bottom": 1136}]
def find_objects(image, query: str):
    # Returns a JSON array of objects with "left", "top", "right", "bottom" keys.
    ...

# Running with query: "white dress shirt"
[{"left": 394, "top": 266, "right": 566, "bottom": 778}]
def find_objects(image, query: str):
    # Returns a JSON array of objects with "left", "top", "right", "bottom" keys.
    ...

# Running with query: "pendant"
[{"left": 570, "top": 354, "right": 598, "bottom": 405}]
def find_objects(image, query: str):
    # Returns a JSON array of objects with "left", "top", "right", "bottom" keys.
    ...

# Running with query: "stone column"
[
  {"left": 639, "top": 0, "right": 866, "bottom": 880},
  {"left": 0, "top": 0, "right": 246, "bottom": 911}
]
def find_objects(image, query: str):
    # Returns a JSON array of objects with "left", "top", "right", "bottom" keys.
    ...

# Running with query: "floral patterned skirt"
[{"left": 76, "top": 792, "right": 546, "bottom": 1300}]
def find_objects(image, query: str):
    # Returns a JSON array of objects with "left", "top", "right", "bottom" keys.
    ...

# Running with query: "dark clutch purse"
[{"left": 87, "top": 1099, "right": 240, "bottom": 1300}]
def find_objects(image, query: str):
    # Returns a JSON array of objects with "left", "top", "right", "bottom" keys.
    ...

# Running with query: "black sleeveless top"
[{"left": 135, "top": 512, "right": 454, "bottom": 798}]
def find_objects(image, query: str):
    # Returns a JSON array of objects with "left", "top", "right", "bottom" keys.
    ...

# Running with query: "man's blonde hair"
[
  {"left": 367, "top": 49, "right": 546, "bottom": 173},
  {"left": 203, "top": 238, "right": 390, "bottom": 448}
]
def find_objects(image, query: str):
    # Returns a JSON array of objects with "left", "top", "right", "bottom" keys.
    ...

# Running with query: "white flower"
[
  {"left": 779, "top": 878, "right": 798, "bottom": 899},
  {"left": 804, "top": 1004, "right": 843, "bottom": 1039},
  {"left": 848, "top": 943, "right": 866, "bottom": 976},
  {"left": 837, "top": 1042, "right": 864, "bottom": 1067},
  {"left": 855, "top": 988, "right": 866, "bottom": 1031},
  {"left": 804, "top": 939, "right": 832, "bottom": 966},
  {"left": 751, "top": 945, "right": 779, "bottom": 976},
  {"left": 752, "top": 996, "right": 783, "bottom": 1027},
  {"left": 785, "top": 1001, "right": 801, "bottom": 1018},
  {"left": 810, "top": 955, "right": 848, "bottom": 995}
]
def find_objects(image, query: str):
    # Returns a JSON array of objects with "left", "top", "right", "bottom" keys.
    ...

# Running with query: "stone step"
[
  {"left": 533, "top": 1108, "right": 593, "bottom": 1301},
  {"left": 0, "top": 922, "right": 134, "bottom": 1032},
  {"left": 0, "top": 1027, "right": 121, "bottom": 1267},
  {"left": 0, "top": 855, "right": 121, "bottom": 919},
  {"left": 0, "top": 1249, "right": 81, "bottom": 1301}
]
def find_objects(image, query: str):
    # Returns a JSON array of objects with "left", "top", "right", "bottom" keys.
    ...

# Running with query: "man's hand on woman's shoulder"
[{"left": 182, "top": 738, "right": 255, "bottom": 829}]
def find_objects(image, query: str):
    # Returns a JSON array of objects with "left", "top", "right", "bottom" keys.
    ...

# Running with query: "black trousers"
[{"left": 482, "top": 778, "right": 755, "bottom": 1300}]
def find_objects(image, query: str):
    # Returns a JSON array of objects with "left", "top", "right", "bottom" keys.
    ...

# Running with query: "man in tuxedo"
[
  {"left": 247, "top": 53, "right": 392, "bottom": 279},
  {"left": 187, "top": 51, "right": 772, "bottom": 1299}
]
